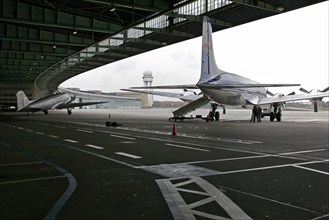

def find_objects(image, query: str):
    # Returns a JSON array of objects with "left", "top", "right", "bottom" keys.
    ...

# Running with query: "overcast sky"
[{"left": 61, "top": 2, "right": 328, "bottom": 101}]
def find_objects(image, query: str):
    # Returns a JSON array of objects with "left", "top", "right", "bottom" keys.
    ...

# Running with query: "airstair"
[{"left": 173, "top": 95, "right": 209, "bottom": 117}]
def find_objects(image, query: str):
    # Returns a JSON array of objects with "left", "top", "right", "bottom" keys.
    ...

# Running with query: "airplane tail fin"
[
  {"left": 198, "top": 16, "right": 223, "bottom": 84},
  {"left": 16, "top": 91, "right": 31, "bottom": 110}
]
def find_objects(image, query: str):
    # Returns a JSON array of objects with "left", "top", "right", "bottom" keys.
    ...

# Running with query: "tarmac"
[{"left": 1, "top": 108, "right": 328, "bottom": 220}]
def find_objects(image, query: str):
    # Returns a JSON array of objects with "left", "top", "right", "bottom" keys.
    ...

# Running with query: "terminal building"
[{"left": 59, "top": 71, "right": 154, "bottom": 109}]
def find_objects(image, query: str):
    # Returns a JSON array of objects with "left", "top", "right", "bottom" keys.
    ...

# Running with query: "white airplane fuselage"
[
  {"left": 28, "top": 93, "right": 72, "bottom": 111},
  {"left": 197, "top": 73, "right": 267, "bottom": 106}
]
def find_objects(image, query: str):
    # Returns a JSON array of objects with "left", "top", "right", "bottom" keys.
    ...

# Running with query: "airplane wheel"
[
  {"left": 215, "top": 111, "right": 220, "bottom": 121},
  {"left": 68, "top": 109, "right": 72, "bottom": 115},
  {"left": 44, "top": 111, "right": 48, "bottom": 115},
  {"left": 314, "top": 103, "right": 318, "bottom": 112},
  {"left": 276, "top": 113, "right": 281, "bottom": 122},
  {"left": 270, "top": 113, "right": 275, "bottom": 122}
]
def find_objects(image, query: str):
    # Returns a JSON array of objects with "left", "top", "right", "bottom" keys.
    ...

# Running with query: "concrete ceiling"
[{"left": 0, "top": 0, "right": 326, "bottom": 101}]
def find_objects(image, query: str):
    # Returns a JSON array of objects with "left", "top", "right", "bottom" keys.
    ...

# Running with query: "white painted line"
[
  {"left": 26, "top": 129, "right": 33, "bottom": 132},
  {"left": 0, "top": 175, "right": 66, "bottom": 185},
  {"left": 293, "top": 165, "right": 329, "bottom": 176},
  {"left": 120, "top": 141, "right": 135, "bottom": 144},
  {"left": 111, "top": 134, "right": 135, "bottom": 140},
  {"left": 48, "top": 135, "right": 59, "bottom": 139},
  {"left": 17, "top": 127, "right": 24, "bottom": 130},
  {"left": 312, "top": 214, "right": 329, "bottom": 220},
  {"left": 36, "top": 132, "right": 44, "bottom": 135},
  {"left": 279, "top": 149, "right": 326, "bottom": 155},
  {"left": 218, "top": 159, "right": 329, "bottom": 175},
  {"left": 115, "top": 152, "right": 142, "bottom": 159},
  {"left": 77, "top": 129, "right": 93, "bottom": 133},
  {"left": 64, "top": 139, "right": 78, "bottom": 143},
  {"left": 55, "top": 125, "right": 66, "bottom": 129},
  {"left": 0, "top": 161, "right": 43, "bottom": 167},
  {"left": 86, "top": 144, "right": 104, "bottom": 150},
  {"left": 165, "top": 143, "right": 209, "bottom": 152}
]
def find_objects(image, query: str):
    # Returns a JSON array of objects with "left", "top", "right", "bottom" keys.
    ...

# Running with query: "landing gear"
[
  {"left": 43, "top": 110, "right": 48, "bottom": 115},
  {"left": 206, "top": 103, "right": 220, "bottom": 122},
  {"left": 313, "top": 102, "right": 318, "bottom": 112},
  {"left": 215, "top": 111, "right": 220, "bottom": 121},
  {"left": 269, "top": 104, "right": 282, "bottom": 122},
  {"left": 67, "top": 108, "right": 72, "bottom": 115}
]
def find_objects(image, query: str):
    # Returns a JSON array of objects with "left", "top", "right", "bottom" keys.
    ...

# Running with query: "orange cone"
[{"left": 172, "top": 122, "right": 177, "bottom": 136}]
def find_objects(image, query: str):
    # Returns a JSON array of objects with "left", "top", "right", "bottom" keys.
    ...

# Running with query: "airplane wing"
[
  {"left": 62, "top": 101, "right": 107, "bottom": 109},
  {"left": 247, "top": 92, "right": 329, "bottom": 105},
  {"left": 130, "top": 84, "right": 197, "bottom": 89},
  {"left": 198, "top": 83, "right": 300, "bottom": 89},
  {"left": 131, "top": 83, "right": 299, "bottom": 90},
  {"left": 121, "top": 88, "right": 187, "bottom": 99},
  {"left": 17, "top": 105, "right": 38, "bottom": 112}
]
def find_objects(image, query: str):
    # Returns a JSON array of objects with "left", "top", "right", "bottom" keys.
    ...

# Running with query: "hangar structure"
[{"left": 0, "top": 0, "right": 326, "bottom": 107}]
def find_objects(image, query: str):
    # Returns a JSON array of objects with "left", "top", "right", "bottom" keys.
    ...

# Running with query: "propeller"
[
  {"left": 70, "top": 95, "right": 76, "bottom": 102},
  {"left": 266, "top": 90, "right": 295, "bottom": 97},
  {"left": 299, "top": 87, "right": 329, "bottom": 94},
  {"left": 299, "top": 87, "right": 310, "bottom": 94},
  {"left": 183, "top": 89, "right": 198, "bottom": 95}
]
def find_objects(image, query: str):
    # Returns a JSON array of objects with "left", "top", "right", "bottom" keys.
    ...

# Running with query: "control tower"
[{"left": 143, "top": 70, "right": 153, "bottom": 108}]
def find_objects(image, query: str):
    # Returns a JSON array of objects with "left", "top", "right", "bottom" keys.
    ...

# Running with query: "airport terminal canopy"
[{"left": 0, "top": 0, "right": 326, "bottom": 96}]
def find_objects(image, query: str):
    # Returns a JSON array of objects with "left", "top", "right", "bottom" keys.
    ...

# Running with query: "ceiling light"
[
  {"left": 277, "top": 6, "right": 284, "bottom": 12},
  {"left": 73, "top": 31, "right": 77, "bottom": 35},
  {"left": 53, "top": 45, "right": 56, "bottom": 49},
  {"left": 110, "top": 7, "right": 116, "bottom": 12}
]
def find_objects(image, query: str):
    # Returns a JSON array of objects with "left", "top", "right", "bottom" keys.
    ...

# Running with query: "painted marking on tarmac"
[
  {"left": 216, "top": 159, "right": 329, "bottom": 176},
  {"left": 156, "top": 177, "right": 252, "bottom": 220},
  {"left": 48, "top": 135, "right": 59, "bottom": 139},
  {"left": 115, "top": 152, "right": 142, "bottom": 159},
  {"left": 58, "top": 142, "right": 137, "bottom": 168},
  {"left": 312, "top": 214, "right": 329, "bottom": 220},
  {"left": 110, "top": 134, "right": 135, "bottom": 140},
  {"left": 55, "top": 125, "right": 66, "bottom": 129},
  {"left": 120, "top": 141, "right": 136, "bottom": 144},
  {"left": 77, "top": 129, "right": 93, "bottom": 133},
  {"left": 0, "top": 161, "right": 43, "bottom": 167},
  {"left": 17, "top": 127, "right": 24, "bottom": 130},
  {"left": 165, "top": 143, "right": 209, "bottom": 152},
  {"left": 293, "top": 165, "right": 329, "bottom": 176},
  {"left": 221, "top": 185, "right": 320, "bottom": 214},
  {"left": 25, "top": 129, "right": 33, "bottom": 132},
  {"left": 85, "top": 144, "right": 104, "bottom": 150},
  {"left": 68, "top": 121, "right": 261, "bottom": 145},
  {"left": 36, "top": 132, "right": 44, "bottom": 135},
  {"left": 0, "top": 175, "right": 66, "bottom": 185},
  {"left": 280, "top": 149, "right": 326, "bottom": 155},
  {"left": 64, "top": 139, "right": 78, "bottom": 143}
]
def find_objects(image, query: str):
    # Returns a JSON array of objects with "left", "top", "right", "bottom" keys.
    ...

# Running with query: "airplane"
[
  {"left": 128, "top": 16, "right": 329, "bottom": 122},
  {"left": 16, "top": 90, "right": 107, "bottom": 115}
]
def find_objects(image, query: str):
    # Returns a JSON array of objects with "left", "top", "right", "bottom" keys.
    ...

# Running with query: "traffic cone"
[{"left": 172, "top": 122, "right": 177, "bottom": 136}]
